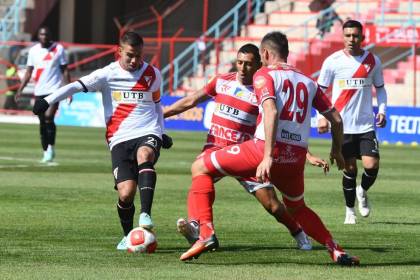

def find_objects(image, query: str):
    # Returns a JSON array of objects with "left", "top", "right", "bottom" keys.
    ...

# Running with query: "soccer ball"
[{"left": 126, "top": 227, "right": 157, "bottom": 253}]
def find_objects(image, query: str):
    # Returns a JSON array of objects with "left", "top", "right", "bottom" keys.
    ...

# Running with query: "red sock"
[
  {"left": 291, "top": 205, "right": 333, "bottom": 246},
  {"left": 187, "top": 188, "right": 198, "bottom": 222},
  {"left": 276, "top": 209, "right": 301, "bottom": 235},
  {"left": 189, "top": 174, "right": 215, "bottom": 239}
]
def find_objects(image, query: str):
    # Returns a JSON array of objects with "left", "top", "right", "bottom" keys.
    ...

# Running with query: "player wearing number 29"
[
  {"left": 180, "top": 32, "right": 360, "bottom": 266},
  {"left": 32, "top": 32, "right": 172, "bottom": 250}
]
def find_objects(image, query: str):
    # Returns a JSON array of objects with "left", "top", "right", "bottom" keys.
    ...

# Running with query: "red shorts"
[{"left": 203, "top": 139, "right": 307, "bottom": 204}]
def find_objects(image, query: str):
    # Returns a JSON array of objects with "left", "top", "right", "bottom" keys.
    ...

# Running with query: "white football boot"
[
  {"left": 293, "top": 229, "right": 312, "bottom": 250},
  {"left": 176, "top": 218, "right": 199, "bottom": 245},
  {"left": 116, "top": 236, "right": 127, "bottom": 250},
  {"left": 356, "top": 185, "right": 371, "bottom": 217},
  {"left": 344, "top": 207, "right": 357, "bottom": 224},
  {"left": 139, "top": 212, "right": 154, "bottom": 230}
]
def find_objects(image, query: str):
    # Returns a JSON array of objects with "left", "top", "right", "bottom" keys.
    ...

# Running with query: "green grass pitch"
[{"left": 0, "top": 123, "right": 419, "bottom": 279}]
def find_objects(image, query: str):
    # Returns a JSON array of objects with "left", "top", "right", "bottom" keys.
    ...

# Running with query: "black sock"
[
  {"left": 361, "top": 168, "right": 378, "bottom": 191},
  {"left": 342, "top": 171, "right": 357, "bottom": 208},
  {"left": 45, "top": 121, "right": 56, "bottom": 146},
  {"left": 39, "top": 121, "right": 48, "bottom": 151},
  {"left": 138, "top": 162, "right": 156, "bottom": 215},
  {"left": 117, "top": 199, "right": 135, "bottom": 236}
]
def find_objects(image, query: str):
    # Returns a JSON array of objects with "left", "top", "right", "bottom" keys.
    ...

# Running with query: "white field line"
[{"left": 0, "top": 156, "right": 59, "bottom": 168}]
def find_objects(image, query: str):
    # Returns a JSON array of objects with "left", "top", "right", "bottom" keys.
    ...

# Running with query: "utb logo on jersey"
[
  {"left": 338, "top": 78, "right": 370, "bottom": 89},
  {"left": 111, "top": 90, "right": 148, "bottom": 103}
]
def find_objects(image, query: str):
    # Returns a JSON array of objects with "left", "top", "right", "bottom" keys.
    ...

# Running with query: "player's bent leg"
[{"left": 357, "top": 156, "right": 379, "bottom": 217}]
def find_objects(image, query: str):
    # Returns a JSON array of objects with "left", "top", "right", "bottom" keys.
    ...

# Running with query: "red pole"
[
  {"left": 150, "top": 6, "right": 163, "bottom": 69},
  {"left": 414, "top": 42, "right": 417, "bottom": 107},
  {"left": 202, "top": 0, "right": 208, "bottom": 34},
  {"left": 247, "top": 0, "right": 252, "bottom": 24},
  {"left": 215, "top": 38, "right": 220, "bottom": 75}
]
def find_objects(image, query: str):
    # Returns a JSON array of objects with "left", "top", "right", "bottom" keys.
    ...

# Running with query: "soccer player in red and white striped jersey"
[
  {"left": 164, "top": 44, "right": 313, "bottom": 251},
  {"left": 32, "top": 32, "right": 171, "bottom": 250},
  {"left": 17, "top": 26, "right": 70, "bottom": 163},
  {"left": 317, "top": 20, "right": 387, "bottom": 224}
]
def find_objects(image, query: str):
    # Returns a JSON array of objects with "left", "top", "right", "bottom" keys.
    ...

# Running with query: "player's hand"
[
  {"left": 256, "top": 156, "right": 273, "bottom": 183},
  {"left": 32, "top": 98, "right": 49, "bottom": 115},
  {"left": 329, "top": 149, "right": 345, "bottom": 170},
  {"left": 307, "top": 154, "right": 329, "bottom": 175},
  {"left": 162, "top": 134, "right": 173, "bottom": 149},
  {"left": 317, "top": 118, "right": 330, "bottom": 134},
  {"left": 66, "top": 96, "right": 73, "bottom": 105},
  {"left": 376, "top": 113, "right": 386, "bottom": 128},
  {"left": 14, "top": 90, "right": 22, "bottom": 102}
]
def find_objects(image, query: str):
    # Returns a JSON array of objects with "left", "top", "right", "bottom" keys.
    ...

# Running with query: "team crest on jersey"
[
  {"left": 364, "top": 64, "right": 371, "bottom": 72},
  {"left": 112, "top": 91, "right": 123, "bottom": 102}
]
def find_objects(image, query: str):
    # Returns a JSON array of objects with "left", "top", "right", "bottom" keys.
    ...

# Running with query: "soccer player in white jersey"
[
  {"left": 16, "top": 26, "right": 70, "bottom": 163},
  {"left": 317, "top": 20, "right": 387, "bottom": 224},
  {"left": 32, "top": 32, "right": 172, "bottom": 250},
  {"left": 179, "top": 32, "right": 360, "bottom": 266},
  {"left": 164, "top": 44, "right": 318, "bottom": 251}
]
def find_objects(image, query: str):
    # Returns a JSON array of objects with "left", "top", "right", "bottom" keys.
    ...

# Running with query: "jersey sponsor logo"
[
  {"left": 215, "top": 103, "right": 240, "bottom": 116},
  {"left": 209, "top": 123, "right": 253, "bottom": 143},
  {"left": 337, "top": 78, "right": 372, "bottom": 89},
  {"left": 220, "top": 83, "right": 231, "bottom": 92},
  {"left": 111, "top": 90, "right": 150, "bottom": 103},
  {"left": 280, "top": 129, "right": 301, "bottom": 142}
]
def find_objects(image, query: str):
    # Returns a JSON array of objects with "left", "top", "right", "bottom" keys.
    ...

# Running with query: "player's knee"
[
  {"left": 364, "top": 160, "right": 379, "bottom": 170},
  {"left": 284, "top": 199, "right": 306, "bottom": 215},
  {"left": 137, "top": 147, "right": 155, "bottom": 163},
  {"left": 191, "top": 158, "right": 208, "bottom": 177},
  {"left": 267, "top": 199, "right": 285, "bottom": 216},
  {"left": 118, "top": 184, "right": 136, "bottom": 202}
]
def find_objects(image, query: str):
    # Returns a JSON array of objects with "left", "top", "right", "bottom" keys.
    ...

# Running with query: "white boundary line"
[{"left": 0, "top": 156, "right": 59, "bottom": 168}]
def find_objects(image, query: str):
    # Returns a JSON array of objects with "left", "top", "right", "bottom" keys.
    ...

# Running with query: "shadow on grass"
[{"left": 371, "top": 221, "right": 420, "bottom": 226}]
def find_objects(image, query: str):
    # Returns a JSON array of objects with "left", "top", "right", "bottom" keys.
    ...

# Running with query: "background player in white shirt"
[
  {"left": 317, "top": 20, "right": 387, "bottom": 224},
  {"left": 32, "top": 32, "right": 172, "bottom": 250},
  {"left": 16, "top": 26, "right": 70, "bottom": 163}
]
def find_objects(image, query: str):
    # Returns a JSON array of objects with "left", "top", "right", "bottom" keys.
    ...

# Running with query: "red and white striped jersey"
[
  {"left": 317, "top": 50, "right": 385, "bottom": 134},
  {"left": 79, "top": 61, "right": 162, "bottom": 149},
  {"left": 254, "top": 64, "right": 331, "bottom": 148},
  {"left": 27, "top": 43, "right": 67, "bottom": 96},
  {"left": 204, "top": 72, "right": 258, "bottom": 147}
]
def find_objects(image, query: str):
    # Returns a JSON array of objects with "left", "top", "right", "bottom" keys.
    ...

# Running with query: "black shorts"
[
  {"left": 342, "top": 131, "right": 380, "bottom": 160},
  {"left": 111, "top": 134, "right": 162, "bottom": 188}
]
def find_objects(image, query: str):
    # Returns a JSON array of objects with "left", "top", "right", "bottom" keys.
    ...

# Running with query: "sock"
[
  {"left": 291, "top": 204, "right": 333, "bottom": 246},
  {"left": 342, "top": 171, "right": 357, "bottom": 208},
  {"left": 190, "top": 174, "right": 215, "bottom": 239},
  {"left": 138, "top": 162, "right": 156, "bottom": 215},
  {"left": 273, "top": 206, "right": 301, "bottom": 235},
  {"left": 361, "top": 168, "right": 378, "bottom": 191},
  {"left": 187, "top": 187, "right": 199, "bottom": 223},
  {"left": 39, "top": 121, "right": 48, "bottom": 151},
  {"left": 45, "top": 121, "right": 56, "bottom": 146},
  {"left": 117, "top": 199, "right": 135, "bottom": 236}
]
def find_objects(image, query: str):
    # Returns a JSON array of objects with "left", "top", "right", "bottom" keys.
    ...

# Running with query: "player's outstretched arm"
[
  {"left": 16, "top": 66, "right": 34, "bottom": 101},
  {"left": 322, "top": 108, "right": 345, "bottom": 170},
  {"left": 163, "top": 89, "right": 211, "bottom": 118},
  {"left": 306, "top": 151, "right": 329, "bottom": 175}
]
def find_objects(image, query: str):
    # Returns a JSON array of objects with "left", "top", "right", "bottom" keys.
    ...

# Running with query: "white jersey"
[
  {"left": 78, "top": 61, "right": 163, "bottom": 150},
  {"left": 254, "top": 64, "right": 332, "bottom": 148},
  {"left": 27, "top": 43, "right": 67, "bottom": 96},
  {"left": 318, "top": 50, "right": 385, "bottom": 134}
]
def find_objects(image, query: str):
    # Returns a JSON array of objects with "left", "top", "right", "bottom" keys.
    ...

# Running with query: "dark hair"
[
  {"left": 120, "top": 31, "right": 144, "bottom": 47},
  {"left": 342, "top": 20, "right": 363, "bottom": 32},
  {"left": 261, "top": 32, "right": 289, "bottom": 59},
  {"left": 238, "top": 43, "right": 261, "bottom": 63},
  {"left": 38, "top": 26, "right": 51, "bottom": 34}
]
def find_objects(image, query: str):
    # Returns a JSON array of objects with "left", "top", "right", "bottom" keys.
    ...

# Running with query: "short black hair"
[
  {"left": 261, "top": 32, "right": 289, "bottom": 59},
  {"left": 343, "top": 20, "right": 363, "bottom": 32},
  {"left": 38, "top": 26, "right": 51, "bottom": 34},
  {"left": 238, "top": 43, "right": 261, "bottom": 63},
  {"left": 120, "top": 31, "right": 144, "bottom": 47}
]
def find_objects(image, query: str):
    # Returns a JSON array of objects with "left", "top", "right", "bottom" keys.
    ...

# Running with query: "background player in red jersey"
[
  {"left": 317, "top": 20, "right": 387, "bottom": 224},
  {"left": 179, "top": 32, "right": 360, "bottom": 266},
  {"left": 32, "top": 32, "right": 172, "bottom": 250},
  {"left": 16, "top": 26, "right": 70, "bottom": 163},
  {"left": 165, "top": 44, "right": 315, "bottom": 251}
]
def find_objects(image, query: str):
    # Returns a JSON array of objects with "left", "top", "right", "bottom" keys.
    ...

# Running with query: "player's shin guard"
[
  {"left": 117, "top": 199, "right": 135, "bottom": 236},
  {"left": 361, "top": 168, "right": 378, "bottom": 191},
  {"left": 45, "top": 121, "right": 56, "bottom": 146},
  {"left": 138, "top": 162, "right": 156, "bottom": 215},
  {"left": 287, "top": 200, "right": 333, "bottom": 246},
  {"left": 190, "top": 174, "right": 215, "bottom": 239},
  {"left": 342, "top": 171, "right": 357, "bottom": 208}
]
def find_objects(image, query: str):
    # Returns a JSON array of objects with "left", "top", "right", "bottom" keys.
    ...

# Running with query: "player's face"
[
  {"left": 119, "top": 43, "right": 143, "bottom": 72},
  {"left": 343, "top": 27, "right": 364, "bottom": 55},
  {"left": 236, "top": 52, "right": 260, "bottom": 85},
  {"left": 38, "top": 28, "right": 51, "bottom": 45}
]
